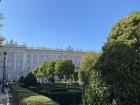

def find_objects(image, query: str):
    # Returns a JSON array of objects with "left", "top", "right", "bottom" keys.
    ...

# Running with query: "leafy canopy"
[
  {"left": 88, "top": 42, "right": 140, "bottom": 105},
  {"left": 103, "top": 12, "right": 140, "bottom": 51},
  {"left": 32, "top": 59, "right": 75, "bottom": 81}
]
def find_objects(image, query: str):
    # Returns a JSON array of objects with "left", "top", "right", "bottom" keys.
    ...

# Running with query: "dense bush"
[
  {"left": 9, "top": 83, "right": 58, "bottom": 105},
  {"left": 87, "top": 43, "right": 140, "bottom": 105},
  {"left": 85, "top": 12, "right": 140, "bottom": 105},
  {"left": 39, "top": 83, "right": 81, "bottom": 90},
  {"left": 78, "top": 51, "right": 101, "bottom": 84}
]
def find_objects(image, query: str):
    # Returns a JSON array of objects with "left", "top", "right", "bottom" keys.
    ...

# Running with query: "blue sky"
[{"left": 0, "top": 0, "right": 140, "bottom": 51}]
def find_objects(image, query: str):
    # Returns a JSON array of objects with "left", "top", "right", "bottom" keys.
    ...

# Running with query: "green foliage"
[
  {"left": 9, "top": 83, "right": 58, "bottom": 105},
  {"left": 55, "top": 59, "right": 62, "bottom": 74},
  {"left": 24, "top": 72, "right": 37, "bottom": 87},
  {"left": 61, "top": 59, "right": 75, "bottom": 81},
  {"left": 33, "top": 60, "right": 56, "bottom": 77},
  {"left": 85, "top": 12, "right": 140, "bottom": 105},
  {"left": 32, "top": 66, "right": 39, "bottom": 76},
  {"left": 78, "top": 51, "right": 101, "bottom": 84},
  {"left": 88, "top": 42, "right": 140, "bottom": 105},
  {"left": 44, "top": 60, "right": 56, "bottom": 77},
  {"left": 103, "top": 12, "right": 140, "bottom": 51},
  {"left": 21, "top": 96, "right": 58, "bottom": 105}
]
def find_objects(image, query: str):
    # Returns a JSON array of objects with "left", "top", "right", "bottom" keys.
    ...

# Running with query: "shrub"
[
  {"left": 9, "top": 83, "right": 58, "bottom": 105},
  {"left": 87, "top": 43, "right": 140, "bottom": 105}
]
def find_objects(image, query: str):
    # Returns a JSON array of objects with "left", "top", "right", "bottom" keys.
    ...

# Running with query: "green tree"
[
  {"left": 44, "top": 60, "right": 56, "bottom": 77},
  {"left": 32, "top": 60, "right": 55, "bottom": 77},
  {"left": 85, "top": 12, "right": 140, "bottom": 105},
  {"left": 87, "top": 12, "right": 140, "bottom": 105},
  {"left": 24, "top": 72, "right": 37, "bottom": 87},
  {"left": 32, "top": 59, "right": 75, "bottom": 82},
  {"left": 78, "top": 51, "right": 100, "bottom": 104},
  {"left": 88, "top": 42, "right": 140, "bottom": 105}
]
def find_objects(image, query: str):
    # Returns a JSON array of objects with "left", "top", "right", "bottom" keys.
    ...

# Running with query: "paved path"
[{"left": 0, "top": 89, "right": 14, "bottom": 105}]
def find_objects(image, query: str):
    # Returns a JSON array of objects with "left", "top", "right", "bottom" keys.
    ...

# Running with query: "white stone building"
[{"left": 0, "top": 40, "right": 84, "bottom": 80}]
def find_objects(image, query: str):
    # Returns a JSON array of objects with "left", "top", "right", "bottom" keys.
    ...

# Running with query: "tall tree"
[
  {"left": 88, "top": 42, "right": 140, "bottom": 105},
  {"left": 78, "top": 51, "right": 101, "bottom": 104},
  {"left": 87, "top": 12, "right": 140, "bottom": 105},
  {"left": 78, "top": 51, "right": 101, "bottom": 84}
]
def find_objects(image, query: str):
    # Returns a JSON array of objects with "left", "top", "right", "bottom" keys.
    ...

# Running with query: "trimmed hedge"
[
  {"left": 9, "top": 83, "right": 59, "bottom": 105},
  {"left": 40, "top": 83, "right": 82, "bottom": 90},
  {"left": 39, "top": 87, "right": 83, "bottom": 105}
]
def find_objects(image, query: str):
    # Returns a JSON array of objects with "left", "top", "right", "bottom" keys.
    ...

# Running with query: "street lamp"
[{"left": 1, "top": 51, "right": 7, "bottom": 93}]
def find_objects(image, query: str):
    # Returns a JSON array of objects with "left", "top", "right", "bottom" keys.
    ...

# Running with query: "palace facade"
[{"left": 0, "top": 40, "right": 85, "bottom": 80}]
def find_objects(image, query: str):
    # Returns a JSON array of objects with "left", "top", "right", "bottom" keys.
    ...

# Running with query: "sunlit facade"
[{"left": 0, "top": 40, "right": 84, "bottom": 80}]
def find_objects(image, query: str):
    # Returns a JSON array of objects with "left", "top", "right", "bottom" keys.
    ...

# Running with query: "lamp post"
[{"left": 1, "top": 51, "right": 7, "bottom": 93}]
